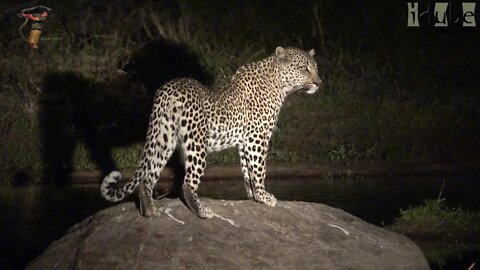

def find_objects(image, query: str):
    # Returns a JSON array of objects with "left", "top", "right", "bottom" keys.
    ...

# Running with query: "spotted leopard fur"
[{"left": 101, "top": 47, "right": 322, "bottom": 218}]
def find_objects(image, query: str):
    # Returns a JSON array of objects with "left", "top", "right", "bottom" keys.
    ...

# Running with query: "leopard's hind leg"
[{"left": 139, "top": 111, "right": 178, "bottom": 217}]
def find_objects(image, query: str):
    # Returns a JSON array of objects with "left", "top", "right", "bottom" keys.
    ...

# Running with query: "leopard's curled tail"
[{"left": 101, "top": 169, "right": 144, "bottom": 202}]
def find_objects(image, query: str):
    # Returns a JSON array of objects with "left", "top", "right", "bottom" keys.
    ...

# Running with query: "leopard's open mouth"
[
  {"left": 292, "top": 83, "right": 319, "bottom": 94},
  {"left": 305, "top": 84, "right": 319, "bottom": 94}
]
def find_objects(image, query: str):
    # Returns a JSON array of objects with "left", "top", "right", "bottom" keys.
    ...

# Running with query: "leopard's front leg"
[
  {"left": 242, "top": 140, "right": 277, "bottom": 207},
  {"left": 239, "top": 146, "right": 254, "bottom": 200},
  {"left": 180, "top": 126, "right": 213, "bottom": 219},
  {"left": 138, "top": 123, "right": 177, "bottom": 217}
]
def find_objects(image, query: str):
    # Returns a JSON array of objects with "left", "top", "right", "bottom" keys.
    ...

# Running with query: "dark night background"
[
  {"left": 0, "top": 0, "right": 479, "bottom": 182},
  {"left": 0, "top": 0, "right": 479, "bottom": 269}
]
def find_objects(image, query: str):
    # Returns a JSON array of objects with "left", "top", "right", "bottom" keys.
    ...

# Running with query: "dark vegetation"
[
  {"left": 389, "top": 199, "right": 480, "bottom": 268},
  {"left": 0, "top": 0, "right": 479, "bottom": 184}
]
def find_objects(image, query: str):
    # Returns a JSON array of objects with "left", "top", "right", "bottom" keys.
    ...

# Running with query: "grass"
[
  {"left": 0, "top": 0, "right": 479, "bottom": 183},
  {"left": 390, "top": 199, "right": 480, "bottom": 240},
  {"left": 389, "top": 199, "right": 480, "bottom": 267}
]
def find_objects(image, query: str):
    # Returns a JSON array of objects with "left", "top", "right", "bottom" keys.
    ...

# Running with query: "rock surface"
[{"left": 28, "top": 199, "right": 430, "bottom": 269}]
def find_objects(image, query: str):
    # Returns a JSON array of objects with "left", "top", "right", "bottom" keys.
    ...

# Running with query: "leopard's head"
[{"left": 275, "top": 47, "right": 322, "bottom": 95}]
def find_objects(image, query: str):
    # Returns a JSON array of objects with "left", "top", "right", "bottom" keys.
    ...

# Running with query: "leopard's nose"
[
  {"left": 313, "top": 78, "right": 322, "bottom": 87},
  {"left": 311, "top": 73, "right": 322, "bottom": 87}
]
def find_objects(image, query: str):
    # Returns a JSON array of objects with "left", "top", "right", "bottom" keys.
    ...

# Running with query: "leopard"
[{"left": 101, "top": 46, "right": 322, "bottom": 219}]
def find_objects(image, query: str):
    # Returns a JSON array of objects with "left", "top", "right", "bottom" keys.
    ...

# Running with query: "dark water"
[{"left": 1, "top": 175, "right": 479, "bottom": 269}]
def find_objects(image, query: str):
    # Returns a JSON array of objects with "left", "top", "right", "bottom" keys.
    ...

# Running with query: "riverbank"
[{"left": 70, "top": 160, "right": 480, "bottom": 185}]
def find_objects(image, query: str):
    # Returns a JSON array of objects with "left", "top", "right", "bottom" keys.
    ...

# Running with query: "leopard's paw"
[
  {"left": 197, "top": 206, "right": 214, "bottom": 219},
  {"left": 255, "top": 191, "right": 277, "bottom": 207}
]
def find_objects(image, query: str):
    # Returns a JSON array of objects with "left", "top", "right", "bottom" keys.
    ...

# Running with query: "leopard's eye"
[{"left": 303, "top": 66, "right": 308, "bottom": 71}]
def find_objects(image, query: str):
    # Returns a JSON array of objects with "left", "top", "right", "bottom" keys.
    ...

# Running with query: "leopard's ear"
[
  {"left": 275, "top": 46, "right": 290, "bottom": 64},
  {"left": 308, "top": 49, "right": 315, "bottom": 56}
]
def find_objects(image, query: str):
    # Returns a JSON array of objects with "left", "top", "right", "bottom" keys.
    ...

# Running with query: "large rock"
[{"left": 28, "top": 199, "right": 429, "bottom": 269}]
